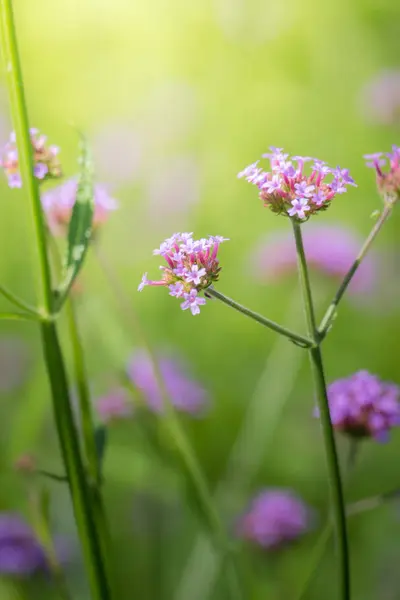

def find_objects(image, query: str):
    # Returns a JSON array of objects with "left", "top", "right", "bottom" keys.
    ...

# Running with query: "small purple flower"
[
  {"left": 180, "top": 289, "right": 206, "bottom": 315},
  {"left": 239, "top": 148, "right": 356, "bottom": 220},
  {"left": 0, "top": 513, "right": 62, "bottom": 576},
  {"left": 139, "top": 233, "right": 227, "bottom": 316},
  {"left": 7, "top": 172, "right": 22, "bottom": 188},
  {"left": 34, "top": 163, "right": 48, "bottom": 180},
  {"left": 288, "top": 198, "right": 310, "bottom": 220},
  {"left": 365, "top": 146, "right": 400, "bottom": 199},
  {"left": 127, "top": 351, "right": 208, "bottom": 415},
  {"left": 314, "top": 370, "right": 400, "bottom": 442},
  {"left": 96, "top": 389, "right": 132, "bottom": 423},
  {"left": 364, "top": 153, "right": 387, "bottom": 170},
  {"left": 237, "top": 161, "right": 260, "bottom": 180},
  {"left": 237, "top": 489, "right": 312, "bottom": 550}
]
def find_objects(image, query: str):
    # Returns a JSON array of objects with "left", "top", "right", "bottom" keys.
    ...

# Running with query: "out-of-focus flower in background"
[
  {"left": 238, "top": 148, "right": 356, "bottom": 221},
  {"left": 249, "top": 223, "right": 377, "bottom": 295},
  {"left": 93, "top": 123, "right": 142, "bottom": 187},
  {"left": 314, "top": 370, "right": 400, "bottom": 442},
  {"left": 360, "top": 70, "right": 400, "bottom": 126},
  {"left": 0, "top": 337, "right": 30, "bottom": 394},
  {"left": 41, "top": 177, "right": 118, "bottom": 235},
  {"left": 96, "top": 388, "right": 133, "bottom": 423},
  {"left": 126, "top": 350, "right": 209, "bottom": 415},
  {"left": 0, "top": 513, "right": 61, "bottom": 576},
  {"left": 0, "top": 128, "right": 61, "bottom": 188},
  {"left": 236, "top": 488, "right": 313, "bottom": 550},
  {"left": 364, "top": 146, "right": 400, "bottom": 201}
]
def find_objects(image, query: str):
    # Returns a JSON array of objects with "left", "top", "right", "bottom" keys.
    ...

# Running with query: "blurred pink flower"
[
  {"left": 96, "top": 388, "right": 132, "bottom": 423},
  {"left": 361, "top": 70, "right": 400, "bottom": 126},
  {"left": 250, "top": 224, "right": 377, "bottom": 295},
  {"left": 127, "top": 350, "right": 209, "bottom": 415}
]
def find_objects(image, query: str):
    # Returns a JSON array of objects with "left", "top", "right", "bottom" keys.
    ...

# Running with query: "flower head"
[
  {"left": 238, "top": 147, "right": 356, "bottom": 221},
  {"left": 0, "top": 129, "right": 61, "bottom": 188},
  {"left": 250, "top": 224, "right": 377, "bottom": 296},
  {"left": 41, "top": 177, "right": 118, "bottom": 235},
  {"left": 96, "top": 389, "right": 133, "bottom": 423},
  {"left": 237, "top": 489, "right": 312, "bottom": 550},
  {"left": 138, "top": 233, "right": 228, "bottom": 315},
  {"left": 127, "top": 350, "right": 208, "bottom": 415},
  {"left": 0, "top": 513, "right": 62, "bottom": 576},
  {"left": 314, "top": 370, "right": 400, "bottom": 442},
  {"left": 364, "top": 145, "right": 400, "bottom": 202}
]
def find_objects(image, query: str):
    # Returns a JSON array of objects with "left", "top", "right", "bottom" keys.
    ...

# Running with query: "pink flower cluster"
[
  {"left": 0, "top": 128, "right": 61, "bottom": 188},
  {"left": 138, "top": 233, "right": 228, "bottom": 315},
  {"left": 364, "top": 145, "right": 400, "bottom": 201},
  {"left": 238, "top": 147, "right": 357, "bottom": 221},
  {"left": 41, "top": 178, "right": 118, "bottom": 235}
]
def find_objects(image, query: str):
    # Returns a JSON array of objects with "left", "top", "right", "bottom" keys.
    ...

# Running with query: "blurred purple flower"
[
  {"left": 364, "top": 145, "right": 400, "bottom": 201},
  {"left": 314, "top": 370, "right": 400, "bottom": 442},
  {"left": 0, "top": 513, "right": 58, "bottom": 576},
  {"left": 126, "top": 350, "right": 208, "bottom": 415},
  {"left": 237, "top": 489, "right": 312, "bottom": 550},
  {"left": 41, "top": 177, "right": 118, "bottom": 236},
  {"left": 96, "top": 388, "right": 133, "bottom": 423},
  {"left": 93, "top": 123, "right": 142, "bottom": 186},
  {"left": 361, "top": 70, "right": 400, "bottom": 126},
  {"left": 250, "top": 224, "right": 376, "bottom": 295},
  {"left": 0, "top": 337, "right": 30, "bottom": 394}
]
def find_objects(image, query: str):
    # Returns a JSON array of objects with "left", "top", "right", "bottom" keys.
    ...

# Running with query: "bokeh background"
[{"left": 0, "top": 0, "right": 400, "bottom": 598}]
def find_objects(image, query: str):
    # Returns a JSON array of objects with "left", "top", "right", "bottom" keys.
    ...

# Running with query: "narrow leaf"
[{"left": 55, "top": 133, "right": 94, "bottom": 309}]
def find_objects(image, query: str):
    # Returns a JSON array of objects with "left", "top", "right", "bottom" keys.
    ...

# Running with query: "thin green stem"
[
  {"left": 95, "top": 244, "right": 243, "bottom": 600},
  {"left": 0, "top": 3, "right": 112, "bottom": 598},
  {"left": 0, "top": 311, "right": 39, "bottom": 321},
  {"left": 318, "top": 202, "right": 393, "bottom": 339},
  {"left": 206, "top": 286, "right": 313, "bottom": 348},
  {"left": 0, "top": 284, "right": 41, "bottom": 317},
  {"left": 292, "top": 220, "right": 350, "bottom": 600}
]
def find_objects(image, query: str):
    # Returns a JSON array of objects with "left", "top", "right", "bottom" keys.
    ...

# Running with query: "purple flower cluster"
[
  {"left": 96, "top": 388, "right": 133, "bottom": 423},
  {"left": 41, "top": 177, "right": 118, "bottom": 236},
  {"left": 237, "top": 489, "right": 312, "bottom": 550},
  {"left": 315, "top": 370, "right": 400, "bottom": 442},
  {"left": 138, "top": 233, "right": 228, "bottom": 315},
  {"left": 364, "top": 145, "right": 400, "bottom": 201},
  {"left": 0, "top": 128, "right": 61, "bottom": 188},
  {"left": 0, "top": 513, "right": 52, "bottom": 576},
  {"left": 238, "top": 147, "right": 356, "bottom": 221},
  {"left": 250, "top": 224, "right": 376, "bottom": 295},
  {"left": 127, "top": 350, "right": 208, "bottom": 415}
]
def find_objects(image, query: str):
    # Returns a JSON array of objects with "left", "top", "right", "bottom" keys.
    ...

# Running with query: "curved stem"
[
  {"left": 292, "top": 220, "right": 350, "bottom": 600},
  {"left": 206, "top": 286, "right": 313, "bottom": 348},
  {"left": 0, "top": 284, "right": 41, "bottom": 317},
  {"left": 0, "top": 3, "right": 112, "bottom": 598},
  {"left": 318, "top": 202, "right": 393, "bottom": 339},
  {"left": 95, "top": 244, "right": 243, "bottom": 599}
]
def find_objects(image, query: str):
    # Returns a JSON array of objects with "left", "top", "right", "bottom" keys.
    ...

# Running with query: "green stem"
[
  {"left": 95, "top": 244, "right": 243, "bottom": 600},
  {"left": 292, "top": 220, "right": 350, "bottom": 600},
  {"left": 0, "top": 311, "right": 39, "bottom": 321},
  {"left": 206, "top": 286, "right": 313, "bottom": 348},
  {"left": 0, "top": 3, "right": 112, "bottom": 598},
  {"left": 318, "top": 202, "right": 393, "bottom": 339},
  {"left": 0, "top": 284, "right": 41, "bottom": 317}
]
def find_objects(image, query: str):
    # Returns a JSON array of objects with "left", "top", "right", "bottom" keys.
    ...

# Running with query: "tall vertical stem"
[
  {"left": 0, "top": 2, "right": 112, "bottom": 598},
  {"left": 292, "top": 221, "right": 350, "bottom": 600}
]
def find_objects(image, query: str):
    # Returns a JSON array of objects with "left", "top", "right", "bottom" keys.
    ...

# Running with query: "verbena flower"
[
  {"left": 127, "top": 350, "right": 208, "bottom": 415},
  {"left": 96, "top": 388, "right": 133, "bottom": 423},
  {"left": 238, "top": 147, "right": 356, "bottom": 221},
  {"left": 250, "top": 224, "right": 376, "bottom": 295},
  {"left": 0, "top": 513, "right": 59, "bottom": 576},
  {"left": 314, "top": 370, "right": 400, "bottom": 442},
  {"left": 364, "top": 145, "right": 400, "bottom": 202},
  {"left": 41, "top": 177, "right": 118, "bottom": 235},
  {"left": 138, "top": 233, "right": 228, "bottom": 315},
  {"left": 0, "top": 128, "right": 61, "bottom": 188},
  {"left": 237, "top": 488, "right": 312, "bottom": 550}
]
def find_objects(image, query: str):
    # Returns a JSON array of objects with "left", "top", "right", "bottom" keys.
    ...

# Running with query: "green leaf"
[
  {"left": 55, "top": 133, "right": 94, "bottom": 309},
  {"left": 94, "top": 425, "right": 108, "bottom": 476}
]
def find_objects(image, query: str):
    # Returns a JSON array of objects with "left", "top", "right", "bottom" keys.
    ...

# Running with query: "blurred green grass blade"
[
  {"left": 55, "top": 134, "right": 94, "bottom": 310},
  {"left": 94, "top": 425, "right": 108, "bottom": 476}
]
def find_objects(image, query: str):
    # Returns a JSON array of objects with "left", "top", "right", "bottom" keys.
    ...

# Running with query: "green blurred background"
[{"left": 0, "top": 0, "right": 400, "bottom": 598}]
